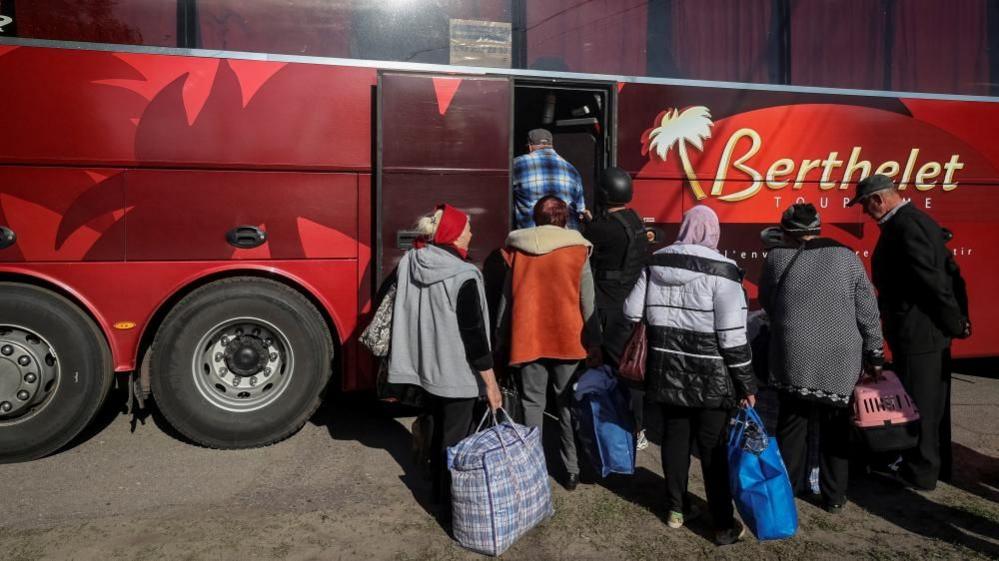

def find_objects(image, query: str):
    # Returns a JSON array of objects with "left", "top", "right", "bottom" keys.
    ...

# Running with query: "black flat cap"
[
  {"left": 528, "top": 128, "right": 553, "bottom": 145},
  {"left": 848, "top": 174, "right": 895, "bottom": 207}
]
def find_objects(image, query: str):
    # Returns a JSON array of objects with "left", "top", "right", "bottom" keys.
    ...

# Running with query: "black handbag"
[{"left": 499, "top": 370, "right": 525, "bottom": 424}]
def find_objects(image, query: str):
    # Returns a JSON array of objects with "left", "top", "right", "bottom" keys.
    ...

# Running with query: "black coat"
[
  {"left": 583, "top": 208, "right": 648, "bottom": 362},
  {"left": 872, "top": 203, "right": 965, "bottom": 354}
]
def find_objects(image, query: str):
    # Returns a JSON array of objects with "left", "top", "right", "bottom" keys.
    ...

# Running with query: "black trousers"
[
  {"left": 660, "top": 405, "right": 735, "bottom": 530},
  {"left": 895, "top": 348, "right": 952, "bottom": 489},
  {"left": 428, "top": 395, "right": 477, "bottom": 507},
  {"left": 776, "top": 395, "right": 852, "bottom": 506}
]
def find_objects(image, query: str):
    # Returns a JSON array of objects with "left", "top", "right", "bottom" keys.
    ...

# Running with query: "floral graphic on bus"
[{"left": 646, "top": 106, "right": 713, "bottom": 200}]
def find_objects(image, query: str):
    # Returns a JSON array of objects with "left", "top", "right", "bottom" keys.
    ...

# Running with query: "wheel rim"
[
  {"left": 0, "top": 325, "right": 60, "bottom": 424},
  {"left": 191, "top": 317, "right": 294, "bottom": 413}
]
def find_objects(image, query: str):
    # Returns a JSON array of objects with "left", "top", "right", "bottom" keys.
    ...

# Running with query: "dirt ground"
[{"left": 1, "top": 373, "right": 997, "bottom": 561}]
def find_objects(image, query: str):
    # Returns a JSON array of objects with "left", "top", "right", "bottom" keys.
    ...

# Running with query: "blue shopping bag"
[
  {"left": 572, "top": 366, "right": 635, "bottom": 477},
  {"left": 727, "top": 406, "right": 798, "bottom": 540}
]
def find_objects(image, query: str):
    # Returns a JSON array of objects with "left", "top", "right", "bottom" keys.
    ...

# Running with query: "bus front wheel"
[
  {"left": 0, "top": 283, "right": 113, "bottom": 463},
  {"left": 150, "top": 277, "right": 333, "bottom": 449}
]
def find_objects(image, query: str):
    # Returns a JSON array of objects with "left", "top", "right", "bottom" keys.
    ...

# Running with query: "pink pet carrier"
[{"left": 852, "top": 370, "right": 920, "bottom": 452}]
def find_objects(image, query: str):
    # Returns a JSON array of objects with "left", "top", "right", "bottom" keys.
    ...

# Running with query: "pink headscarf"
[{"left": 676, "top": 205, "right": 720, "bottom": 249}]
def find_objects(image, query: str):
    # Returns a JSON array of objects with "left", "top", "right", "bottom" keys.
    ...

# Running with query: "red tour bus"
[{"left": 1, "top": 1, "right": 996, "bottom": 462}]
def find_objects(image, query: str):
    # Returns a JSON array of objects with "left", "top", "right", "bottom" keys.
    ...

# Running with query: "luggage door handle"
[
  {"left": 226, "top": 225, "right": 267, "bottom": 249},
  {"left": 396, "top": 230, "right": 422, "bottom": 250},
  {"left": 0, "top": 226, "right": 15, "bottom": 249}
]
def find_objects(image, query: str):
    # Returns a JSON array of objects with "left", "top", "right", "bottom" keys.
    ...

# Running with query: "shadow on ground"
[
  {"left": 319, "top": 396, "right": 444, "bottom": 530},
  {"left": 850, "top": 474, "right": 999, "bottom": 558}
]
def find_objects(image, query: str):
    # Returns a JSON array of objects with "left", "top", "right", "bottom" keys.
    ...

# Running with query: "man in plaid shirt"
[{"left": 512, "top": 129, "right": 587, "bottom": 230}]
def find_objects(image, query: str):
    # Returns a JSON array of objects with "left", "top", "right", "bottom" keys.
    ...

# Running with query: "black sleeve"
[
  {"left": 946, "top": 254, "right": 970, "bottom": 319},
  {"left": 456, "top": 279, "right": 494, "bottom": 371},
  {"left": 899, "top": 219, "right": 965, "bottom": 336}
]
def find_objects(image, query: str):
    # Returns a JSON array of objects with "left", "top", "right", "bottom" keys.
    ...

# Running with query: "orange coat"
[{"left": 500, "top": 226, "right": 596, "bottom": 365}]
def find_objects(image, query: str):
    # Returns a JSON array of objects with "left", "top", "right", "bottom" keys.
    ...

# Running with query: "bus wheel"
[
  {"left": 0, "top": 283, "right": 113, "bottom": 463},
  {"left": 150, "top": 277, "right": 333, "bottom": 449}
]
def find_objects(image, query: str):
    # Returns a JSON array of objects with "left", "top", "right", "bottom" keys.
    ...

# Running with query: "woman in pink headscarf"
[{"left": 624, "top": 205, "right": 757, "bottom": 545}]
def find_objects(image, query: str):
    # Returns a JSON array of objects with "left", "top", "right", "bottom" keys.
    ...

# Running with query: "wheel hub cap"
[
  {"left": 0, "top": 326, "right": 59, "bottom": 421},
  {"left": 193, "top": 318, "right": 293, "bottom": 413},
  {"left": 224, "top": 336, "right": 268, "bottom": 377}
]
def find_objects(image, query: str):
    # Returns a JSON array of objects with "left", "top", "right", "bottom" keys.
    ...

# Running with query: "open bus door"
[{"left": 376, "top": 72, "right": 512, "bottom": 286}]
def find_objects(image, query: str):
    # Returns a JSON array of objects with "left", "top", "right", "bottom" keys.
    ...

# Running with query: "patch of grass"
[
  {"left": 808, "top": 513, "right": 846, "bottom": 533},
  {"left": 270, "top": 542, "right": 293, "bottom": 558},
  {"left": 952, "top": 499, "right": 999, "bottom": 524},
  {"left": 6, "top": 542, "right": 44, "bottom": 561}
]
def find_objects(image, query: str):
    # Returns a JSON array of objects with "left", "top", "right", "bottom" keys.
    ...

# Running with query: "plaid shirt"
[{"left": 512, "top": 148, "right": 586, "bottom": 230}]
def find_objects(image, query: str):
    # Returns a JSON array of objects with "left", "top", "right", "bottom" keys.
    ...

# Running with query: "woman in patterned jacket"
[
  {"left": 624, "top": 205, "right": 757, "bottom": 546},
  {"left": 759, "top": 203, "right": 884, "bottom": 514}
]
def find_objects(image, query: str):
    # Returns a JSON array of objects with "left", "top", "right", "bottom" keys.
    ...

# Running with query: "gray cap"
[
  {"left": 847, "top": 174, "right": 895, "bottom": 207},
  {"left": 528, "top": 128, "right": 553, "bottom": 146}
]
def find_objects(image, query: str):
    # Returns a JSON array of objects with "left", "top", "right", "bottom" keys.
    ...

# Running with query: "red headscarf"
[{"left": 415, "top": 203, "right": 470, "bottom": 259}]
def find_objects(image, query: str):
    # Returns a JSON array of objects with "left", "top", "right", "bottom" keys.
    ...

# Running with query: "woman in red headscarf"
[{"left": 388, "top": 204, "right": 502, "bottom": 520}]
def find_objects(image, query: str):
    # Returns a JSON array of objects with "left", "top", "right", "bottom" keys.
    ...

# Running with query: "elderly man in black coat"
[{"left": 849, "top": 174, "right": 971, "bottom": 491}]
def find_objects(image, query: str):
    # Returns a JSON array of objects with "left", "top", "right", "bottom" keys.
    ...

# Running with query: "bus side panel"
[
  {"left": 124, "top": 170, "right": 358, "bottom": 261},
  {"left": 0, "top": 46, "right": 376, "bottom": 171},
  {"left": 0, "top": 260, "right": 359, "bottom": 372},
  {"left": 617, "top": 82, "right": 999, "bottom": 359},
  {"left": 348, "top": 173, "right": 376, "bottom": 392},
  {"left": 0, "top": 166, "right": 125, "bottom": 262}
]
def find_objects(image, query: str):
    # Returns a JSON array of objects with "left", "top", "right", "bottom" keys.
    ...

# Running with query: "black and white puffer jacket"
[{"left": 624, "top": 244, "right": 757, "bottom": 408}]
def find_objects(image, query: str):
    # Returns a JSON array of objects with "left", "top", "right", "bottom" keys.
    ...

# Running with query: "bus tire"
[
  {"left": 150, "top": 277, "right": 333, "bottom": 449},
  {"left": 0, "top": 283, "right": 113, "bottom": 463}
]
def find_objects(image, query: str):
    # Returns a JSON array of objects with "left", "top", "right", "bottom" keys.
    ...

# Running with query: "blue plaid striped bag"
[{"left": 447, "top": 409, "right": 554, "bottom": 556}]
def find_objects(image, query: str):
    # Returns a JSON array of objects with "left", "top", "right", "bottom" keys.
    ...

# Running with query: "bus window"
[
  {"left": 3, "top": 1, "right": 994, "bottom": 97},
  {"left": 197, "top": 1, "right": 513, "bottom": 64},
  {"left": 789, "top": 0, "right": 888, "bottom": 91},
  {"left": 197, "top": 0, "right": 353, "bottom": 58},
  {"left": 528, "top": 0, "right": 997, "bottom": 96},
  {"left": 888, "top": 0, "right": 991, "bottom": 96},
  {"left": 527, "top": 0, "right": 648, "bottom": 76},
  {"left": 8, "top": 0, "right": 176, "bottom": 47}
]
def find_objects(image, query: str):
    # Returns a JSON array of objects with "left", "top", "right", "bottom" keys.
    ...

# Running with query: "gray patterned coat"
[{"left": 759, "top": 238, "right": 883, "bottom": 406}]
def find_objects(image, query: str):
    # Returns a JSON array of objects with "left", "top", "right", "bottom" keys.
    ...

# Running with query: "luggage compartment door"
[{"left": 377, "top": 72, "right": 511, "bottom": 283}]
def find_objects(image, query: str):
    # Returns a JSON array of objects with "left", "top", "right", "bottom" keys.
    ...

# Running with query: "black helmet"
[{"left": 598, "top": 167, "right": 633, "bottom": 205}]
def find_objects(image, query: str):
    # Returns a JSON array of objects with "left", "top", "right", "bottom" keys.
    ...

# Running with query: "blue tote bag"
[
  {"left": 572, "top": 366, "right": 635, "bottom": 477},
  {"left": 727, "top": 406, "right": 798, "bottom": 540}
]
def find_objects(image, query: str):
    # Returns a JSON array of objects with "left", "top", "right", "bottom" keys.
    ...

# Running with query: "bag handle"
[
  {"left": 474, "top": 407, "right": 529, "bottom": 448},
  {"left": 728, "top": 405, "right": 768, "bottom": 449}
]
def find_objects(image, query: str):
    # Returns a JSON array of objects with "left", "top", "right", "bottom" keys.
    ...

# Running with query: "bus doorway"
[{"left": 513, "top": 82, "right": 614, "bottom": 217}]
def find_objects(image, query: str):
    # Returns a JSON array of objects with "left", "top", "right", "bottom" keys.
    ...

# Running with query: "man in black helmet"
[{"left": 583, "top": 166, "right": 652, "bottom": 449}]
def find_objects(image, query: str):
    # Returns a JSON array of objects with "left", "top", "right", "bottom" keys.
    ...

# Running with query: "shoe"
[
  {"left": 824, "top": 500, "right": 846, "bottom": 514},
  {"left": 564, "top": 473, "right": 579, "bottom": 491},
  {"left": 714, "top": 520, "right": 747, "bottom": 546},
  {"left": 667, "top": 511, "right": 684, "bottom": 529},
  {"left": 636, "top": 430, "right": 649, "bottom": 451},
  {"left": 666, "top": 506, "right": 700, "bottom": 529}
]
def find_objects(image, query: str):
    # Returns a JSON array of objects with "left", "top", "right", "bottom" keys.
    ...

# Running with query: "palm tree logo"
[{"left": 647, "top": 106, "right": 713, "bottom": 200}]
